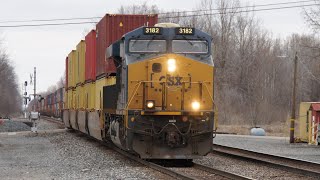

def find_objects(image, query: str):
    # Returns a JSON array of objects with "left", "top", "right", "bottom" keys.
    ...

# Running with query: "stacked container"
[
  {"left": 65, "top": 57, "right": 68, "bottom": 88},
  {"left": 76, "top": 41, "right": 86, "bottom": 109},
  {"left": 76, "top": 40, "right": 86, "bottom": 85},
  {"left": 67, "top": 50, "right": 76, "bottom": 89},
  {"left": 62, "top": 14, "right": 158, "bottom": 138},
  {"left": 85, "top": 30, "right": 96, "bottom": 82},
  {"left": 96, "top": 14, "right": 158, "bottom": 77},
  {"left": 84, "top": 30, "right": 97, "bottom": 110}
]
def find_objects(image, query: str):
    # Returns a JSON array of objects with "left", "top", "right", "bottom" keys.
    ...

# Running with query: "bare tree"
[
  {"left": 0, "top": 42, "right": 22, "bottom": 116},
  {"left": 56, "top": 72, "right": 65, "bottom": 89},
  {"left": 118, "top": 2, "right": 159, "bottom": 14},
  {"left": 304, "top": 1, "right": 320, "bottom": 33}
]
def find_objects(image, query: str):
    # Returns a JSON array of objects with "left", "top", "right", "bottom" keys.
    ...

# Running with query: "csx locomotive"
[{"left": 63, "top": 22, "right": 215, "bottom": 160}]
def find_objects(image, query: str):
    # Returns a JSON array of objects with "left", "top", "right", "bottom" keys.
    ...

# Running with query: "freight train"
[
  {"left": 33, "top": 88, "right": 64, "bottom": 118},
  {"left": 42, "top": 14, "right": 215, "bottom": 160}
]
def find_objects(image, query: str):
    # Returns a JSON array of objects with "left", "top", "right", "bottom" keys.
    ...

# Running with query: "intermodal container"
[
  {"left": 56, "top": 89, "right": 60, "bottom": 103},
  {"left": 68, "top": 50, "right": 76, "bottom": 88},
  {"left": 96, "top": 14, "right": 158, "bottom": 77},
  {"left": 59, "top": 101, "right": 64, "bottom": 111},
  {"left": 64, "top": 90, "right": 68, "bottom": 109},
  {"left": 47, "top": 94, "right": 51, "bottom": 105},
  {"left": 84, "top": 82, "right": 96, "bottom": 109},
  {"left": 43, "top": 98, "right": 47, "bottom": 111},
  {"left": 67, "top": 89, "right": 73, "bottom": 109},
  {"left": 75, "top": 85, "right": 84, "bottom": 109},
  {"left": 74, "top": 47, "right": 79, "bottom": 86},
  {"left": 65, "top": 57, "right": 68, "bottom": 88},
  {"left": 51, "top": 93, "right": 55, "bottom": 105},
  {"left": 60, "top": 88, "right": 64, "bottom": 102},
  {"left": 76, "top": 40, "right": 86, "bottom": 85},
  {"left": 85, "top": 30, "right": 96, "bottom": 82},
  {"left": 72, "top": 90, "right": 76, "bottom": 109},
  {"left": 54, "top": 91, "right": 58, "bottom": 104}
]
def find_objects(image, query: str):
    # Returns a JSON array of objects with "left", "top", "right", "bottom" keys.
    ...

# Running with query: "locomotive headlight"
[
  {"left": 146, "top": 100, "right": 155, "bottom": 109},
  {"left": 191, "top": 101, "right": 200, "bottom": 111},
  {"left": 167, "top": 58, "right": 176, "bottom": 72}
]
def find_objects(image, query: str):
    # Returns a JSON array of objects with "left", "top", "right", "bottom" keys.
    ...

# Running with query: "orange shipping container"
[
  {"left": 96, "top": 14, "right": 158, "bottom": 77},
  {"left": 85, "top": 30, "right": 96, "bottom": 82}
]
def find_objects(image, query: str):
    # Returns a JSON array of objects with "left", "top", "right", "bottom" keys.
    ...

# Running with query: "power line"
[
  {"left": 0, "top": 17, "right": 101, "bottom": 24},
  {"left": 159, "top": 3, "right": 319, "bottom": 19},
  {"left": 0, "top": 21, "right": 97, "bottom": 28},
  {"left": 157, "top": 0, "right": 316, "bottom": 15},
  {"left": 0, "top": 0, "right": 316, "bottom": 25},
  {"left": 0, "top": 2, "right": 318, "bottom": 28}
]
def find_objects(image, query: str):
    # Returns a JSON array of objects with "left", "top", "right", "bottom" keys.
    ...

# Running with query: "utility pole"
[
  {"left": 23, "top": 81, "right": 28, "bottom": 118},
  {"left": 290, "top": 52, "right": 298, "bottom": 143},
  {"left": 33, "top": 67, "right": 36, "bottom": 111}
]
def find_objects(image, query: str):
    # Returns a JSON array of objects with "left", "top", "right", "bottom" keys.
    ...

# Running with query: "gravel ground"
[
  {"left": 0, "top": 120, "right": 30, "bottom": 132},
  {"left": 0, "top": 117, "right": 64, "bottom": 133},
  {"left": 36, "top": 118, "right": 64, "bottom": 130},
  {"left": 213, "top": 134, "right": 320, "bottom": 163},
  {"left": 169, "top": 166, "right": 228, "bottom": 180},
  {"left": 194, "top": 153, "right": 316, "bottom": 180},
  {"left": 0, "top": 130, "right": 171, "bottom": 180}
]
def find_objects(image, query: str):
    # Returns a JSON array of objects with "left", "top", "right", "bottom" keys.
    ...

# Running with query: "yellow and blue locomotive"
[{"left": 105, "top": 23, "right": 215, "bottom": 159}]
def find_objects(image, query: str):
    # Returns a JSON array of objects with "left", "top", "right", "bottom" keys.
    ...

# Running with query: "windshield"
[
  {"left": 172, "top": 40, "right": 208, "bottom": 54},
  {"left": 129, "top": 39, "right": 166, "bottom": 53}
]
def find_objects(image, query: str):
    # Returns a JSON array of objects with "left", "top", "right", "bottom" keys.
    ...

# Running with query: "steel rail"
[
  {"left": 101, "top": 142, "right": 193, "bottom": 180},
  {"left": 193, "top": 163, "right": 252, "bottom": 180},
  {"left": 212, "top": 144, "right": 320, "bottom": 178},
  {"left": 100, "top": 140, "right": 254, "bottom": 180}
]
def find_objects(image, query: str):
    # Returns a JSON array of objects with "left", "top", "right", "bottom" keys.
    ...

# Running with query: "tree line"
[{"left": 0, "top": 45, "right": 21, "bottom": 116}]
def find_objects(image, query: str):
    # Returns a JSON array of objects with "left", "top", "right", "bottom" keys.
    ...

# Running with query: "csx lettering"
[{"left": 159, "top": 75, "right": 183, "bottom": 86}]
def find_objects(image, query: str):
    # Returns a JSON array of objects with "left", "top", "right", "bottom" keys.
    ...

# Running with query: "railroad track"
[
  {"left": 170, "top": 163, "right": 252, "bottom": 180},
  {"left": 44, "top": 116, "right": 250, "bottom": 179},
  {"left": 212, "top": 144, "right": 320, "bottom": 178},
  {"left": 41, "top": 116, "right": 64, "bottom": 126},
  {"left": 103, "top": 141, "right": 251, "bottom": 180}
]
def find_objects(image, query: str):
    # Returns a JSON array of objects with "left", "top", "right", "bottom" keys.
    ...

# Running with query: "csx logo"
[{"left": 159, "top": 75, "right": 183, "bottom": 86}]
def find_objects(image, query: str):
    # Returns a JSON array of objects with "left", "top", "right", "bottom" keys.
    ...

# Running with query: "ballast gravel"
[
  {"left": 0, "top": 120, "right": 30, "bottom": 132},
  {"left": 194, "top": 153, "right": 316, "bottom": 180},
  {"left": 0, "top": 117, "right": 64, "bottom": 133},
  {"left": 213, "top": 134, "right": 320, "bottom": 163},
  {"left": 0, "top": 130, "right": 171, "bottom": 180}
]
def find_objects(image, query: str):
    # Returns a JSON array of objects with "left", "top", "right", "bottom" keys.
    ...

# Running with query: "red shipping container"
[
  {"left": 65, "top": 57, "right": 68, "bottom": 88},
  {"left": 96, "top": 14, "right": 158, "bottom": 77},
  {"left": 85, "top": 30, "right": 97, "bottom": 81}
]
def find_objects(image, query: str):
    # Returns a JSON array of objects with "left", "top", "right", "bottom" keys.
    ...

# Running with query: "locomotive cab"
[{"left": 106, "top": 24, "right": 214, "bottom": 159}]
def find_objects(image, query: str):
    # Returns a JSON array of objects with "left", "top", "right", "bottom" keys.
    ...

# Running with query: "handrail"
[
  {"left": 125, "top": 82, "right": 142, "bottom": 110},
  {"left": 203, "top": 83, "right": 214, "bottom": 103}
]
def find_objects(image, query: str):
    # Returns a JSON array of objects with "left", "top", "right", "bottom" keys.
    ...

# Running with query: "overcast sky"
[{"left": 0, "top": 0, "right": 313, "bottom": 95}]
